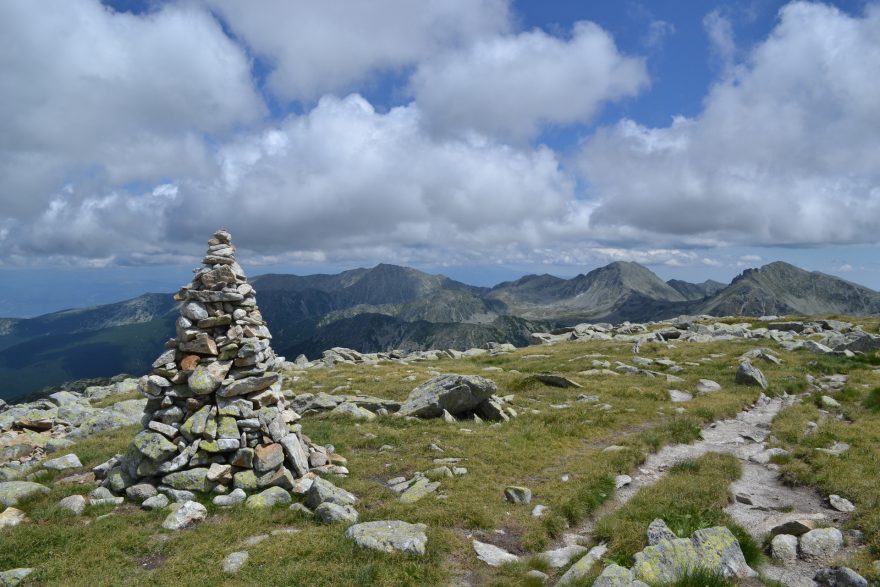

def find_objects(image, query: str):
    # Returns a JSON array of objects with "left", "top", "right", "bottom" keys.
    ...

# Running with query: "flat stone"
[
  {"left": 537, "top": 544, "right": 588, "bottom": 568},
  {"left": 315, "top": 502, "right": 359, "bottom": 524},
  {"left": 557, "top": 545, "right": 612, "bottom": 586},
  {"left": 0, "top": 568, "right": 33, "bottom": 587},
  {"left": 142, "top": 494, "right": 170, "bottom": 510},
  {"left": 532, "top": 373, "right": 582, "bottom": 388},
  {"left": 829, "top": 494, "right": 855, "bottom": 513},
  {"left": 162, "top": 468, "right": 213, "bottom": 492},
  {"left": 668, "top": 389, "right": 692, "bottom": 402},
  {"left": 223, "top": 551, "right": 249, "bottom": 574},
  {"left": 345, "top": 520, "right": 428, "bottom": 555},
  {"left": 213, "top": 488, "right": 247, "bottom": 507},
  {"left": 696, "top": 379, "right": 721, "bottom": 393},
  {"left": 278, "top": 434, "right": 309, "bottom": 477},
  {"left": 399, "top": 478, "right": 440, "bottom": 503},
  {"left": 330, "top": 402, "right": 376, "bottom": 421},
  {"left": 42, "top": 453, "right": 82, "bottom": 470},
  {"left": 217, "top": 374, "right": 280, "bottom": 398},
  {"left": 0, "top": 481, "right": 49, "bottom": 506},
  {"left": 162, "top": 500, "right": 207, "bottom": 530},
  {"left": 771, "top": 519, "right": 817, "bottom": 537},
  {"left": 473, "top": 540, "right": 519, "bottom": 566}
]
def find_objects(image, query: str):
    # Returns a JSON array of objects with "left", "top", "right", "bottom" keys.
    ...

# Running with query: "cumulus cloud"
[
  {"left": 579, "top": 2, "right": 880, "bottom": 247},
  {"left": 10, "top": 95, "right": 583, "bottom": 265},
  {"left": 411, "top": 21, "right": 649, "bottom": 139},
  {"left": 205, "top": 0, "right": 511, "bottom": 102},
  {"left": 0, "top": 0, "right": 263, "bottom": 221}
]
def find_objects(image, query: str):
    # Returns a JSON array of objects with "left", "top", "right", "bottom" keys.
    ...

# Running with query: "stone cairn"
[{"left": 100, "top": 230, "right": 325, "bottom": 497}]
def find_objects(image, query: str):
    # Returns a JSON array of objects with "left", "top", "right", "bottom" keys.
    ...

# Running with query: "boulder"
[
  {"left": 345, "top": 520, "right": 428, "bottom": 555},
  {"left": 591, "top": 564, "right": 649, "bottom": 587},
  {"left": 304, "top": 477, "right": 357, "bottom": 509},
  {"left": 800, "top": 528, "right": 843, "bottom": 558},
  {"left": 504, "top": 486, "right": 532, "bottom": 505},
  {"left": 770, "top": 534, "right": 798, "bottom": 560},
  {"left": 0, "top": 507, "right": 28, "bottom": 528},
  {"left": 646, "top": 519, "right": 676, "bottom": 545},
  {"left": 397, "top": 374, "right": 497, "bottom": 418}
]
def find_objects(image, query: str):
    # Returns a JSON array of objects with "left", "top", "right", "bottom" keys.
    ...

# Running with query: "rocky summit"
[{"left": 100, "top": 230, "right": 332, "bottom": 500}]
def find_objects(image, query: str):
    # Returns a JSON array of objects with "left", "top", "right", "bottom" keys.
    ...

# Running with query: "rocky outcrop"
[{"left": 396, "top": 374, "right": 515, "bottom": 422}]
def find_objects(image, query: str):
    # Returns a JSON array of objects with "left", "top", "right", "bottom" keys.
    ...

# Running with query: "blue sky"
[{"left": 0, "top": 0, "right": 878, "bottom": 316}]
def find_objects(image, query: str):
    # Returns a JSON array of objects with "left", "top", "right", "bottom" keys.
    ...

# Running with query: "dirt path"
[{"left": 562, "top": 392, "right": 854, "bottom": 586}]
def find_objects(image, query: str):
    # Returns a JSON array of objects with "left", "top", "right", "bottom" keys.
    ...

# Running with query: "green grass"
[
  {"left": 651, "top": 566, "right": 735, "bottom": 587},
  {"left": 591, "top": 453, "right": 754, "bottom": 568},
  {"left": 3, "top": 318, "right": 878, "bottom": 585}
]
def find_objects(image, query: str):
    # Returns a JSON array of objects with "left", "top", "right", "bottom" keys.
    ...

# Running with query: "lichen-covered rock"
[
  {"left": 162, "top": 468, "right": 213, "bottom": 492},
  {"left": 397, "top": 374, "right": 497, "bottom": 418},
  {"left": 304, "top": 477, "right": 357, "bottom": 509},
  {"left": 556, "top": 545, "right": 609, "bottom": 585},
  {"left": 0, "top": 568, "right": 33, "bottom": 587},
  {"left": 42, "top": 453, "right": 82, "bottom": 470},
  {"left": 592, "top": 564, "right": 649, "bottom": 587},
  {"left": 346, "top": 520, "right": 428, "bottom": 555},
  {"left": 315, "top": 502, "right": 359, "bottom": 524},
  {"left": 161, "top": 500, "right": 207, "bottom": 530},
  {"left": 770, "top": 534, "right": 798, "bottom": 560},
  {"left": 0, "top": 481, "right": 49, "bottom": 506},
  {"left": 647, "top": 519, "right": 676, "bottom": 545},
  {"left": 245, "top": 486, "right": 291, "bottom": 509},
  {"left": 632, "top": 526, "right": 755, "bottom": 584}
]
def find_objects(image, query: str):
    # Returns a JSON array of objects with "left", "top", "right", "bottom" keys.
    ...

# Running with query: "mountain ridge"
[{"left": 1, "top": 260, "right": 878, "bottom": 401}]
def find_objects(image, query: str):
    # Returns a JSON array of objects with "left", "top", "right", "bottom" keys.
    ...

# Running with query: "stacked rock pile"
[{"left": 98, "top": 230, "right": 332, "bottom": 497}]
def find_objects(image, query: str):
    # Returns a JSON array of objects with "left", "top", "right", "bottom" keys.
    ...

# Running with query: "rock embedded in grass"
[
  {"left": 504, "top": 486, "right": 532, "bottom": 504},
  {"left": 0, "top": 507, "right": 28, "bottom": 528},
  {"left": 735, "top": 360, "right": 768, "bottom": 389},
  {"left": 162, "top": 500, "right": 207, "bottom": 531},
  {"left": 814, "top": 566, "right": 868, "bottom": 587},
  {"left": 346, "top": 520, "right": 428, "bottom": 555},
  {"left": 58, "top": 495, "right": 86, "bottom": 516},
  {"left": 315, "top": 502, "right": 358, "bottom": 524},
  {"left": 828, "top": 494, "right": 855, "bottom": 512},
  {"left": 0, "top": 568, "right": 33, "bottom": 587},
  {"left": 472, "top": 540, "right": 519, "bottom": 566},
  {"left": 222, "top": 551, "right": 249, "bottom": 575},
  {"left": 0, "top": 481, "right": 49, "bottom": 507}
]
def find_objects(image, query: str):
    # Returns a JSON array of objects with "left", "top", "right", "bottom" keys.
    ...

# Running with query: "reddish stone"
[{"left": 179, "top": 354, "right": 200, "bottom": 371}]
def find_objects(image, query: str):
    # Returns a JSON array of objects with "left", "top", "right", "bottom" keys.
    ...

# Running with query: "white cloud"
[
  {"left": 580, "top": 2, "right": 880, "bottom": 247},
  {"left": 9, "top": 95, "right": 583, "bottom": 265},
  {"left": 644, "top": 20, "right": 676, "bottom": 49},
  {"left": 205, "top": 0, "right": 511, "bottom": 102},
  {"left": 0, "top": 0, "right": 264, "bottom": 221},
  {"left": 410, "top": 21, "right": 649, "bottom": 139},
  {"left": 703, "top": 9, "right": 736, "bottom": 72}
]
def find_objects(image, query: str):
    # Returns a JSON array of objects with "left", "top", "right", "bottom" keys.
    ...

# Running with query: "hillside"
[
  {"left": 699, "top": 261, "right": 880, "bottom": 316},
  {"left": 667, "top": 278, "right": 726, "bottom": 300},
  {"left": 490, "top": 261, "right": 690, "bottom": 322},
  {"left": 1, "top": 314, "right": 878, "bottom": 585}
]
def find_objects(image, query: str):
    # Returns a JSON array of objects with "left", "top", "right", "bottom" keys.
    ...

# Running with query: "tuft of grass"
[
  {"left": 864, "top": 387, "right": 880, "bottom": 413},
  {"left": 651, "top": 566, "right": 735, "bottom": 587}
]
